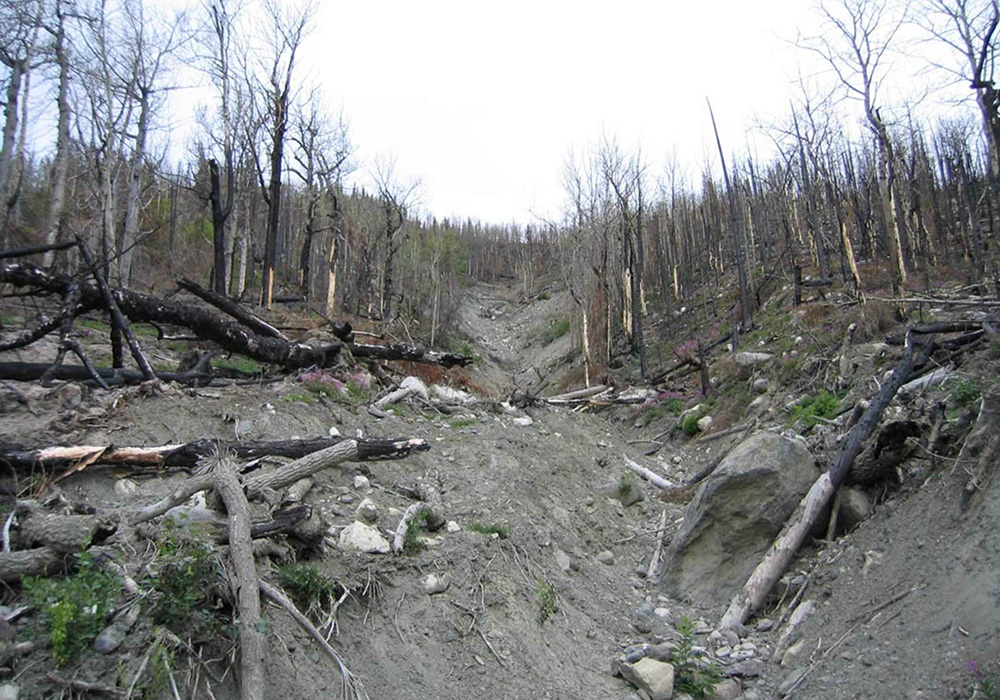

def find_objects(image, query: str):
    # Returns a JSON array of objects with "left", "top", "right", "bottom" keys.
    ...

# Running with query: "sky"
[{"left": 305, "top": 0, "right": 818, "bottom": 226}]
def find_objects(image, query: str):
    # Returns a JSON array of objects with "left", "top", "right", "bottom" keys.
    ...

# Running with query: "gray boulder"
[
  {"left": 620, "top": 658, "right": 675, "bottom": 700},
  {"left": 661, "top": 432, "right": 817, "bottom": 606}
]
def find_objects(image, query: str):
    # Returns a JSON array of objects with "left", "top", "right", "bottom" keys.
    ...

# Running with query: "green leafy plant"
[
  {"left": 536, "top": 578, "right": 558, "bottom": 624},
  {"left": 449, "top": 417, "right": 478, "bottom": 429},
  {"left": 466, "top": 522, "right": 509, "bottom": 539},
  {"left": 149, "top": 527, "right": 227, "bottom": 639},
  {"left": 670, "top": 616, "right": 723, "bottom": 698},
  {"left": 214, "top": 356, "right": 262, "bottom": 374},
  {"left": 950, "top": 379, "right": 982, "bottom": 409},
  {"left": 24, "top": 554, "right": 121, "bottom": 665},
  {"left": 682, "top": 413, "right": 701, "bottom": 436},
  {"left": 618, "top": 471, "right": 634, "bottom": 499},
  {"left": 537, "top": 291, "right": 550, "bottom": 301},
  {"left": 277, "top": 563, "right": 338, "bottom": 613},
  {"left": 988, "top": 339, "right": 1000, "bottom": 361},
  {"left": 542, "top": 318, "right": 571, "bottom": 345},
  {"left": 790, "top": 390, "right": 839, "bottom": 425},
  {"left": 404, "top": 509, "right": 430, "bottom": 554}
]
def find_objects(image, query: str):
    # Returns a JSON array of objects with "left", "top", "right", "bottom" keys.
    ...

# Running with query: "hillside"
[{"left": 1, "top": 272, "right": 999, "bottom": 700}]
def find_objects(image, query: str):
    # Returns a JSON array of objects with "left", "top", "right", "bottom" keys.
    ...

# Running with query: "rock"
[
  {"left": 596, "top": 550, "right": 615, "bottom": 565},
  {"left": 446, "top": 520, "right": 461, "bottom": 533},
  {"left": 338, "top": 521, "right": 391, "bottom": 554},
  {"left": 513, "top": 415, "right": 533, "bottom": 427},
  {"left": 367, "top": 405, "right": 388, "bottom": 418},
  {"left": 553, "top": 547, "right": 573, "bottom": 573},
  {"left": 328, "top": 426, "right": 341, "bottom": 437},
  {"left": 654, "top": 607, "right": 671, "bottom": 620},
  {"left": 708, "top": 679, "right": 742, "bottom": 700},
  {"left": 747, "top": 396, "right": 768, "bottom": 412},
  {"left": 725, "top": 658, "right": 764, "bottom": 677},
  {"left": 779, "top": 668, "right": 807, "bottom": 696},
  {"left": 114, "top": 478, "right": 139, "bottom": 497},
  {"left": 355, "top": 498, "right": 379, "bottom": 524},
  {"left": 734, "top": 352, "right": 773, "bottom": 377},
  {"left": 780, "top": 639, "right": 806, "bottom": 667},
  {"left": 620, "top": 658, "right": 675, "bottom": 700},
  {"left": 646, "top": 642, "right": 677, "bottom": 662},
  {"left": 422, "top": 574, "right": 449, "bottom": 595},
  {"left": 94, "top": 606, "right": 140, "bottom": 654},
  {"left": 696, "top": 416, "right": 714, "bottom": 432},
  {"left": 353, "top": 475, "right": 371, "bottom": 491},
  {"left": 838, "top": 487, "right": 870, "bottom": 533},
  {"left": 0, "top": 619, "right": 13, "bottom": 642},
  {"left": 662, "top": 432, "right": 817, "bottom": 605},
  {"left": 625, "top": 647, "right": 647, "bottom": 663},
  {"left": 0, "top": 683, "right": 18, "bottom": 700},
  {"left": 752, "top": 377, "right": 770, "bottom": 394},
  {"left": 621, "top": 480, "right": 646, "bottom": 507},
  {"left": 756, "top": 618, "right": 774, "bottom": 632}
]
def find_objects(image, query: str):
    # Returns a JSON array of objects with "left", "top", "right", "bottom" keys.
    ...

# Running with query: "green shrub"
[
  {"left": 950, "top": 379, "right": 982, "bottom": 408},
  {"left": 665, "top": 398, "right": 685, "bottom": 416},
  {"left": 466, "top": 522, "right": 509, "bottom": 538},
  {"left": 618, "top": 472, "right": 634, "bottom": 499},
  {"left": 536, "top": 578, "right": 558, "bottom": 624},
  {"left": 988, "top": 339, "right": 1000, "bottom": 361},
  {"left": 670, "top": 616, "right": 723, "bottom": 698},
  {"left": 538, "top": 291, "right": 550, "bottom": 301},
  {"left": 543, "top": 319, "right": 571, "bottom": 345},
  {"left": 149, "top": 528, "right": 227, "bottom": 639},
  {"left": 214, "top": 356, "right": 262, "bottom": 374},
  {"left": 790, "top": 390, "right": 839, "bottom": 425},
  {"left": 404, "top": 509, "right": 430, "bottom": 554},
  {"left": 277, "top": 563, "right": 338, "bottom": 612},
  {"left": 682, "top": 414, "right": 701, "bottom": 436},
  {"left": 24, "top": 554, "right": 121, "bottom": 665}
]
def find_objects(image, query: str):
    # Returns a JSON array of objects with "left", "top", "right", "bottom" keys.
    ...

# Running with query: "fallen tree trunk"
[
  {"left": 624, "top": 454, "right": 676, "bottom": 489},
  {"left": 348, "top": 341, "right": 472, "bottom": 369},
  {"left": 178, "top": 278, "right": 288, "bottom": 341},
  {"left": 0, "top": 436, "right": 430, "bottom": 473},
  {"left": 0, "top": 353, "right": 215, "bottom": 387},
  {"left": 719, "top": 333, "right": 930, "bottom": 631}
]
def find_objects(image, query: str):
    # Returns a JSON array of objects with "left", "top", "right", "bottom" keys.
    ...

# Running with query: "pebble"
[
  {"left": 513, "top": 416, "right": 533, "bottom": 427},
  {"left": 355, "top": 498, "right": 379, "bottom": 523},
  {"left": 114, "top": 479, "right": 139, "bottom": 497},
  {"left": 446, "top": 521, "right": 461, "bottom": 533},
  {"left": 596, "top": 550, "right": 615, "bottom": 565},
  {"left": 352, "top": 475, "right": 371, "bottom": 491},
  {"left": 653, "top": 607, "right": 671, "bottom": 619},
  {"left": 755, "top": 618, "right": 774, "bottom": 632},
  {"left": 625, "top": 648, "right": 646, "bottom": 663},
  {"left": 329, "top": 426, "right": 341, "bottom": 437},
  {"left": 422, "top": 575, "right": 449, "bottom": 595}
]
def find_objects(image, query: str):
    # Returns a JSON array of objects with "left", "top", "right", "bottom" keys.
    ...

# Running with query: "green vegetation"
[
  {"left": 449, "top": 417, "right": 478, "bottom": 429},
  {"left": 989, "top": 339, "right": 1000, "bottom": 361},
  {"left": 23, "top": 554, "right": 122, "bottom": 665},
  {"left": 790, "top": 390, "right": 839, "bottom": 425},
  {"left": 537, "top": 290, "right": 550, "bottom": 301},
  {"left": 214, "top": 355, "right": 262, "bottom": 374},
  {"left": 542, "top": 318, "right": 571, "bottom": 345},
  {"left": 77, "top": 317, "right": 111, "bottom": 333},
  {"left": 277, "top": 563, "right": 338, "bottom": 613},
  {"left": 149, "top": 527, "right": 227, "bottom": 639},
  {"left": 670, "top": 616, "right": 723, "bottom": 698},
  {"left": 682, "top": 413, "right": 702, "bottom": 436},
  {"left": 665, "top": 398, "right": 685, "bottom": 416},
  {"left": 466, "top": 522, "right": 509, "bottom": 538},
  {"left": 403, "top": 509, "right": 430, "bottom": 554},
  {"left": 618, "top": 471, "right": 634, "bottom": 499},
  {"left": 950, "top": 379, "right": 982, "bottom": 408},
  {"left": 535, "top": 578, "right": 558, "bottom": 624}
]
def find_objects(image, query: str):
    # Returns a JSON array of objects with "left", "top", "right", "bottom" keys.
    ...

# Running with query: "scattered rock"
[
  {"left": 838, "top": 487, "right": 870, "bottom": 532},
  {"left": 355, "top": 498, "right": 379, "bottom": 524},
  {"left": 735, "top": 352, "right": 773, "bottom": 376},
  {"left": 422, "top": 574, "right": 449, "bottom": 595},
  {"left": 725, "top": 658, "right": 764, "bottom": 678},
  {"left": 779, "top": 668, "right": 807, "bottom": 696},
  {"left": 338, "top": 521, "right": 391, "bottom": 554},
  {"left": 114, "top": 478, "right": 138, "bottom": 497},
  {"left": 755, "top": 618, "right": 774, "bottom": 632},
  {"left": 552, "top": 547, "right": 572, "bottom": 574},
  {"left": 353, "top": 475, "right": 371, "bottom": 491},
  {"left": 697, "top": 415, "right": 714, "bottom": 432},
  {"left": 780, "top": 639, "right": 806, "bottom": 667},
  {"left": 0, "top": 683, "right": 19, "bottom": 700},
  {"left": 625, "top": 647, "right": 647, "bottom": 663},
  {"left": 620, "top": 658, "right": 675, "bottom": 700},
  {"left": 513, "top": 416, "right": 533, "bottom": 427},
  {"left": 662, "top": 432, "right": 817, "bottom": 605},
  {"left": 646, "top": 642, "right": 677, "bottom": 662},
  {"left": 752, "top": 377, "right": 770, "bottom": 394},
  {"left": 446, "top": 520, "right": 461, "bottom": 533},
  {"left": 94, "top": 606, "right": 140, "bottom": 654},
  {"left": 596, "top": 550, "right": 615, "bottom": 565},
  {"left": 708, "top": 678, "right": 742, "bottom": 700}
]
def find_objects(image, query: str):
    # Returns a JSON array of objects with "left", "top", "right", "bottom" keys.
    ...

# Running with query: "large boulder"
[{"left": 661, "top": 432, "right": 817, "bottom": 606}]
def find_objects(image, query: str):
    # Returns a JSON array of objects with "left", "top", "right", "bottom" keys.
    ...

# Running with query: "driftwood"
[
  {"left": 623, "top": 454, "right": 676, "bottom": 489},
  {"left": 719, "top": 332, "right": 931, "bottom": 631},
  {"left": 0, "top": 435, "right": 431, "bottom": 474},
  {"left": 392, "top": 503, "right": 429, "bottom": 553},
  {"left": 212, "top": 452, "right": 266, "bottom": 700}
]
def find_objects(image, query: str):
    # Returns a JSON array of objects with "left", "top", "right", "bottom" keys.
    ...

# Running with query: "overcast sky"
[{"left": 305, "top": 0, "right": 819, "bottom": 226}]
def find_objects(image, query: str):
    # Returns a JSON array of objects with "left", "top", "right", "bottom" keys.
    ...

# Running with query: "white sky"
[{"left": 306, "top": 0, "right": 817, "bottom": 226}]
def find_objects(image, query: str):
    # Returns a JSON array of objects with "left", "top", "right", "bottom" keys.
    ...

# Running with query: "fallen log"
[
  {"left": 178, "top": 278, "right": 288, "bottom": 341},
  {"left": 0, "top": 352, "right": 215, "bottom": 387},
  {"left": 0, "top": 436, "right": 430, "bottom": 474},
  {"left": 348, "top": 341, "right": 472, "bottom": 369},
  {"left": 212, "top": 451, "right": 266, "bottom": 700},
  {"left": 623, "top": 454, "right": 676, "bottom": 489},
  {"left": 719, "top": 332, "right": 931, "bottom": 631}
]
